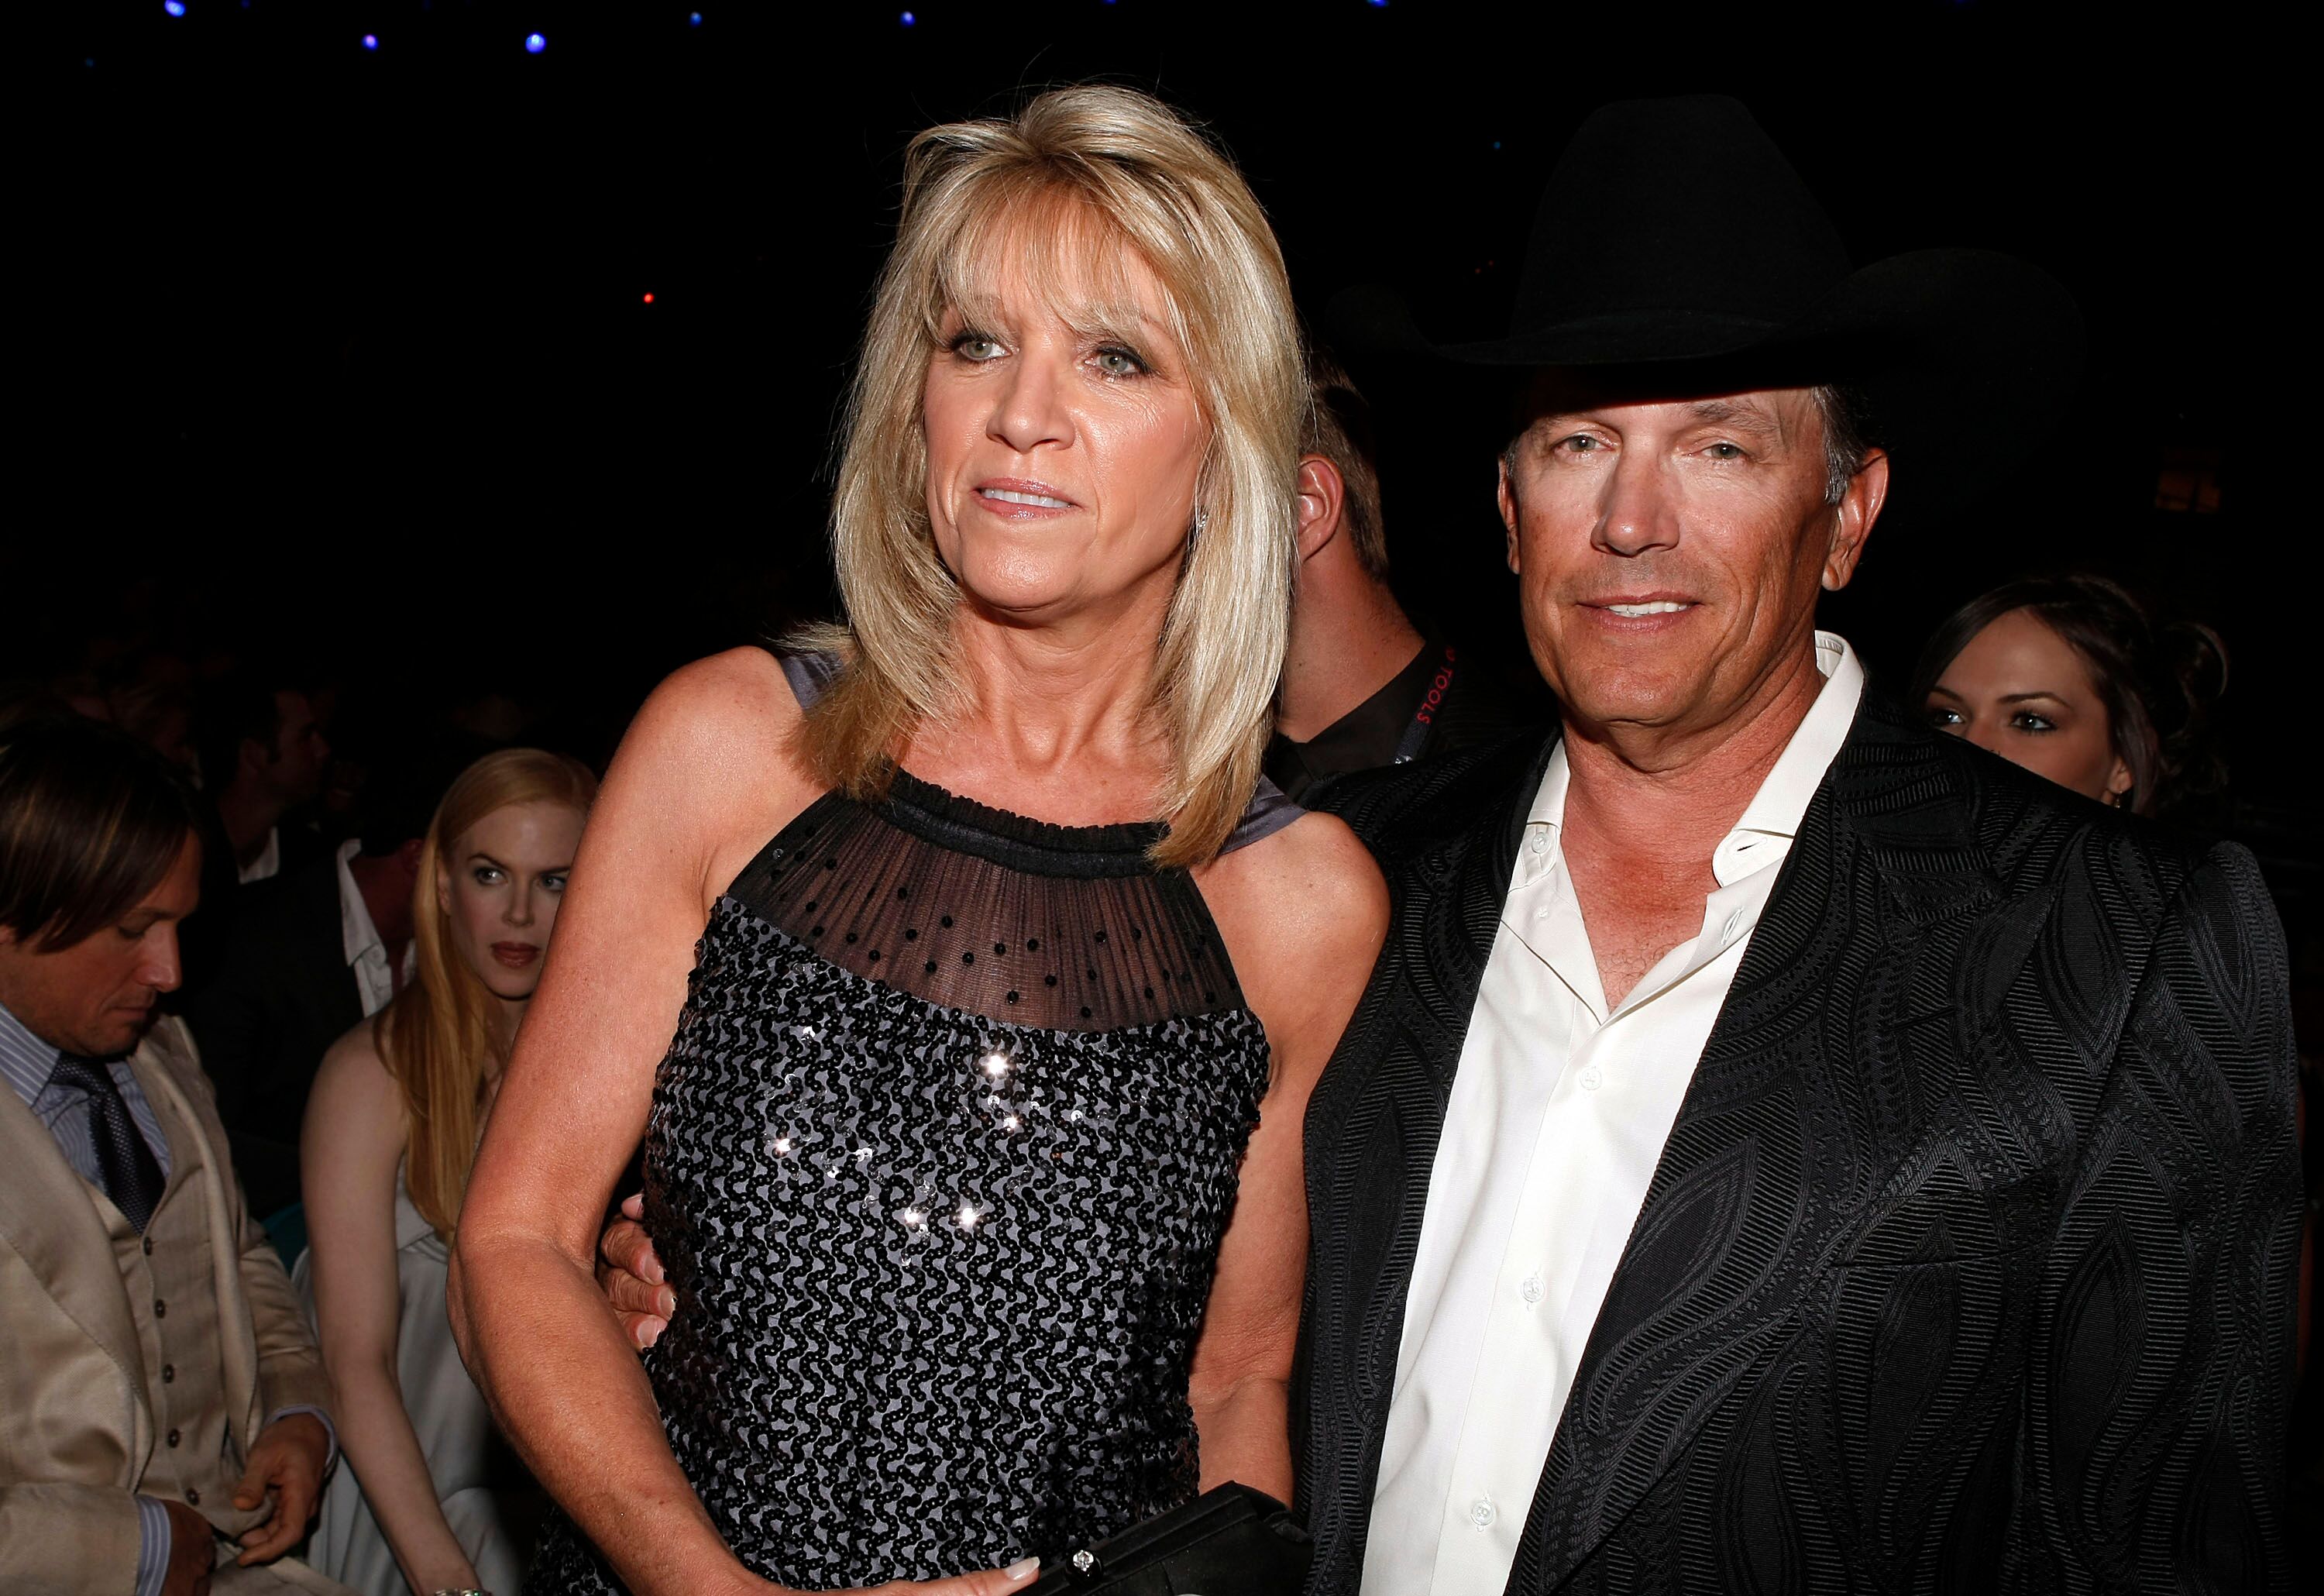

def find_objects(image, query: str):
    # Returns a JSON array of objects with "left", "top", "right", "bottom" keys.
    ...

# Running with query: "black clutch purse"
[{"left": 1025, "top": 1484, "right": 1312, "bottom": 1595}]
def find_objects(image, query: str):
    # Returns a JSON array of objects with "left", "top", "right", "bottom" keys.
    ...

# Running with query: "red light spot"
[{"left": 641, "top": 292, "right": 655, "bottom": 304}]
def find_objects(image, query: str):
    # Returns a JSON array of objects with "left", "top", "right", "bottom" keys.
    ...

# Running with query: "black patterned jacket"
[{"left": 1297, "top": 693, "right": 2299, "bottom": 1594}]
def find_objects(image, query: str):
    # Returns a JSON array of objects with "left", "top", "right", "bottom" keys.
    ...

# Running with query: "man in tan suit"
[{"left": 1, "top": 714, "right": 355, "bottom": 1596}]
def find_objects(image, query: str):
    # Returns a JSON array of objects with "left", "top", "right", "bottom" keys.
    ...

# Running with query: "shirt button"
[
  {"left": 167, "top": 1428, "right": 180, "bottom": 1447},
  {"left": 1579, "top": 1065, "right": 1604, "bottom": 1092},
  {"left": 153, "top": 1298, "right": 167, "bottom": 1319},
  {"left": 1529, "top": 832, "right": 1549, "bottom": 855},
  {"left": 1470, "top": 1496, "right": 1497, "bottom": 1529},
  {"left": 162, "top": 1364, "right": 175, "bottom": 1384},
  {"left": 1722, "top": 912, "right": 1746, "bottom": 942},
  {"left": 1520, "top": 1274, "right": 1545, "bottom": 1306}
]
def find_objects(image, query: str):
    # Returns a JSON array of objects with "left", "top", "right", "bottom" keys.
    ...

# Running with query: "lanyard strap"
[{"left": 1391, "top": 645, "right": 1458, "bottom": 765}]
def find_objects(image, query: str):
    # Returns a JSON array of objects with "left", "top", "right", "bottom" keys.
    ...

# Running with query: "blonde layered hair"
[
  {"left": 797, "top": 84, "right": 1305, "bottom": 868},
  {"left": 378, "top": 748, "right": 597, "bottom": 1240}
]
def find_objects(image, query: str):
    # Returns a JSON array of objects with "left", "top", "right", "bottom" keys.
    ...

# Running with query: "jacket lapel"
[
  {"left": 1297, "top": 731, "right": 1558, "bottom": 1590},
  {"left": 0, "top": 1056, "right": 148, "bottom": 1437},
  {"left": 1434, "top": 746, "right": 1549, "bottom": 1085},
  {"left": 1507, "top": 697, "right": 2006, "bottom": 1592}
]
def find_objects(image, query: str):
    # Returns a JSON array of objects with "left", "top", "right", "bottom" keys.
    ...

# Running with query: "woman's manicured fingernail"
[
  {"left": 658, "top": 1288, "right": 676, "bottom": 1316},
  {"left": 1006, "top": 1556, "right": 1040, "bottom": 1583}
]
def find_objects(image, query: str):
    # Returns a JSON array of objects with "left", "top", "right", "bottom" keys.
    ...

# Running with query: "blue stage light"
[
  {"left": 690, "top": 11, "right": 703, "bottom": 22},
  {"left": 163, "top": 1, "right": 185, "bottom": 15},
  {"left": 525, "top": 33, "right": 547, "bottom": 53},
  {"left": 901, "top": 11, "right": 916, "bottom": 25},
  {"left": 363, "top": 34, "right": 378, "bottom": 50}
]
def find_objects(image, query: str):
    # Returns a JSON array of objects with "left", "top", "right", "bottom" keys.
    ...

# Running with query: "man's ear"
[
  {"left": 1821, "top": 448, "right": 1889, "bottom": 592},
  {"left": 1294, "top": 455, "right": 1345, "bottom": 564},
  {"left": 1496, "top": 455, "right": 1523, "bottom": 574}
]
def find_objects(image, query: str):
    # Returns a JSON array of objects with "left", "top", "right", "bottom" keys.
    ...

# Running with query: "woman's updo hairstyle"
[{"left": 1910, "top": 571, "right": 2229, "bottom": 824}]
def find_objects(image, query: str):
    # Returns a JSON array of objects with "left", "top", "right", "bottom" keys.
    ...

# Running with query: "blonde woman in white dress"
[{"left": 297, "top": 749, "right": 596, "bottom": 1595}]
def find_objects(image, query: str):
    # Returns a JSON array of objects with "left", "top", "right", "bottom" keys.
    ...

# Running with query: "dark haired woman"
[{"left": 1913, "top": 572, "right": 2228, "bottom": 822}]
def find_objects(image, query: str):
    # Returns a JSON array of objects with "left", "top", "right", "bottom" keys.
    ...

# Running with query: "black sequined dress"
[{"left": 529, "top": 655, "right": 1296, "bottom": 1592}]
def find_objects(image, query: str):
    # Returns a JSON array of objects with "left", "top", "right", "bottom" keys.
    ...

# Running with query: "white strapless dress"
[{"left": 295, "top": 1169, "right": 543, "bottom": 1596}]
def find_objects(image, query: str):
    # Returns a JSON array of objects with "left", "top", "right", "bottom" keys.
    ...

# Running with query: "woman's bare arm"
[
  {"left": 447, "top": 649, "right": 817, "bottom": 1596},
  {"left": 302, "top": 1025, "right": 480, "bottom": 1593},
  {"left": 1188, "top": 813, "right": 1387, "bottom": 1498}
]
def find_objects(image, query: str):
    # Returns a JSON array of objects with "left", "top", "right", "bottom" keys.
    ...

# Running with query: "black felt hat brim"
[{"left": 1332, "top": 246, "right": 2084, "bottom": 528}]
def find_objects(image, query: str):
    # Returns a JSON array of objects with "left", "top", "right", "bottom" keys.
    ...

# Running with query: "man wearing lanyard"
[{"left": 1265, "top": 348, "right": 1532, "bottom": 805}]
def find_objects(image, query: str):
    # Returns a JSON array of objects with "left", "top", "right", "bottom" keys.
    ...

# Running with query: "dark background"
[{"left": 15, "top": 1, "right": 2279, "bottom": 844}]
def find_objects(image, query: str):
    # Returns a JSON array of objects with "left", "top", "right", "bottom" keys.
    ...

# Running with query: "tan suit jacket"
[{"left": 0, "top": 1016, "right": 351, "bottom": 1594}]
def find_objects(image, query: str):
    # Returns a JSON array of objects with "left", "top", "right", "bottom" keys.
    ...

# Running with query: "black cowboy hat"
[{"left": 1332, "top": 95, "right": 2083, "bottom": 518}]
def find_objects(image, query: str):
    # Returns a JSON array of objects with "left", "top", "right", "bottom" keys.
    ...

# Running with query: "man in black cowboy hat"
[{"left": 1297, "top": 95, "right": 2298, "bottom": 1591}]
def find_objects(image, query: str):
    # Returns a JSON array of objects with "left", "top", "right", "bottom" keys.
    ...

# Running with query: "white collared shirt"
[
  {"left": 1360, "top": 632, "right": 1864, "bottom": 1596},
  {"left": 335, "top": 838, "right": 413, "bottom": 1017},
  {"left": 236, "top": 824, "right": 281, "bottom": 885}
]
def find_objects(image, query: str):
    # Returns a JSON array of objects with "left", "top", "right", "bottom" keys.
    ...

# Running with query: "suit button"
[
  {"left": 142, "top": 1237, "right": 153, "bottom": 1255},
  {"left": 167, "top": 1428, "right": 180, "bottom": 1447},
  {"left": 185, "top": 1488, "right": 200, "bottom": 1506},
  {"left": 162, "top": 1364, "right": 175, "bottom": 1384},
  {"left": 153, "top": 1298, "right": 167, "bottom": 1318}
]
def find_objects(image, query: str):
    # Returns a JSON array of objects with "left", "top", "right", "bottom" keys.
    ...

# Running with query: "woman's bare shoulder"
[
  {"left": 609, "top": 649, "right": 815, "bottom": 815},
  {"left": 594, "top": 647, "right": 823, "bottom": 911},
  {"left": 306, "top": 1017, "right": 404, "bottom": 1151},
  {"left": 1201, "top": 810, "right": 1387, "bottom": 973},
  {"left": 1219, "top": 810, "right": 1383, "bottom": 922},
  {"left": 624, "top": 647, "right": 804, "bottom": 768},
  {"left": 317, "top": 1016, "right": 391, "bottom": 1092}
]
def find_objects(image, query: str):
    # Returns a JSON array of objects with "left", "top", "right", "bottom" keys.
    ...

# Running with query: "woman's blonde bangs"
[
  {"left": 924, "top": 183, "right": 1195, "bottom": 383},
  {"left": 803, "top": 84, "right": 1305, "bottom": 869}
]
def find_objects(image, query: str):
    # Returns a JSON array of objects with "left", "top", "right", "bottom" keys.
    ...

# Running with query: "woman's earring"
[{"left": 1190, "top": 508, "right": 1209, "bottom": 537}]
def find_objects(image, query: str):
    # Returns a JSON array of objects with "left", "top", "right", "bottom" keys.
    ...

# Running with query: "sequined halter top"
[{"left": 529, "top": 653, "right": 1296, "bottom": 1592}]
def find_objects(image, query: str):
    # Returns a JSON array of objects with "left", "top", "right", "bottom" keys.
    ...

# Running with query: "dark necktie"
[{"left": 50, "top": 1058, "right": 167, "bottom": 1233}]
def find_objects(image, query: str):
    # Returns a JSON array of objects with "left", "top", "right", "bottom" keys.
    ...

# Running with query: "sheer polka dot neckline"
[{"left": 722, "top": 769, "right": 1245, "bottom": 1030}]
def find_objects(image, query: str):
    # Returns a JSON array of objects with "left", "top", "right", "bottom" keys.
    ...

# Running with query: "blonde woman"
[
  {"left": 449, "top": 86, "right": 1387, "bottom": 1595},
  {"left": 297, "top": 749, "right": 596, "bottom": 1595}
]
